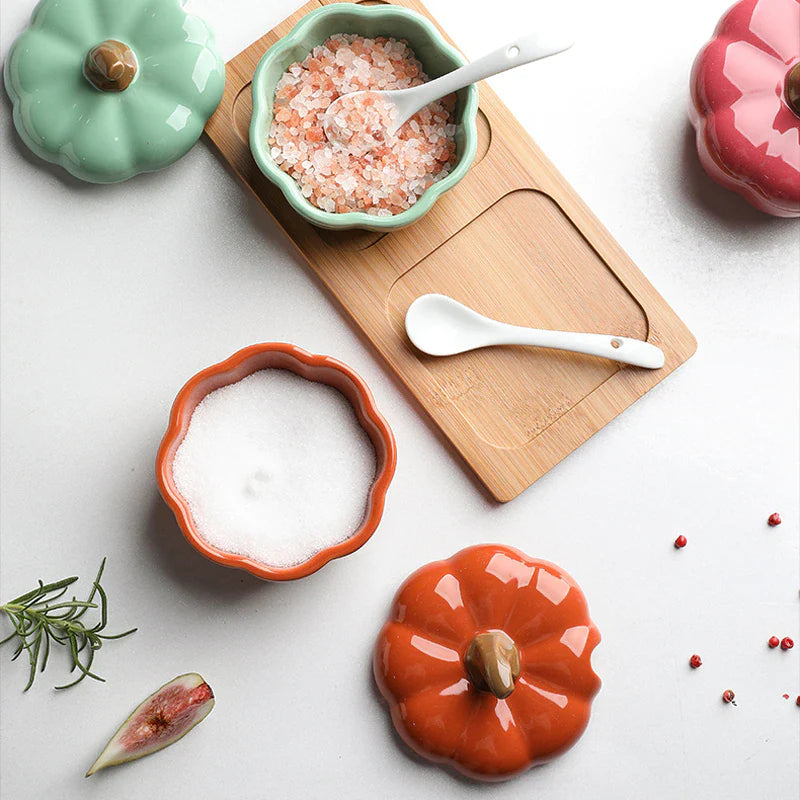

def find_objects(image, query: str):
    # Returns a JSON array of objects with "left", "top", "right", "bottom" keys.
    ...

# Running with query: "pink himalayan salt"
[{"left": 268, "top": 34, "right": 457, "bottom": 216}]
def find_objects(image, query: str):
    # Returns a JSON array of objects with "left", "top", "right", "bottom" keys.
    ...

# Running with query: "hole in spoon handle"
[{"left": 506, "top": 45, "right": 520, "bottom": 58}]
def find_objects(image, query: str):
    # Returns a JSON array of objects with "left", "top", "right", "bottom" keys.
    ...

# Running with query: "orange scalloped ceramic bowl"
[{"left": 156, "top": 343, "right": 396, "bottom": 581}]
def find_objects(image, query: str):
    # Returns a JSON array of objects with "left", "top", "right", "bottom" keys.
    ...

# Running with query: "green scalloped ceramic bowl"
[{"left": 249, "top": 4, "right": 479, "bottom": 231}]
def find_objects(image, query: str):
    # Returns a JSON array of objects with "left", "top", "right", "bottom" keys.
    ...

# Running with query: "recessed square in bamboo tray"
[{"left": 205, "top": 0, "right": 697, "bottom": 503}]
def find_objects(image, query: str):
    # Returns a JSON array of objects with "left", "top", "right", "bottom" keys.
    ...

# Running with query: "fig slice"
[{"left": 86, "top": 672, "right": 214, "bottom": 777}]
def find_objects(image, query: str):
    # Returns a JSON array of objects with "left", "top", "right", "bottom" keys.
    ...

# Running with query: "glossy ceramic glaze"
[
  {"left": 689, "top": 0, "right": 800, "bottom": 217},
  {"left": 249, "top": 4, "right": 479, "bottom": 231},
  {"left": 4, "top": 0, "right": 226, "bottom": 183},
  {"left": 156, "top": 343, "right": 396, "bottom": 581},
  {"left": 374, "top": 544, "right": 601, "bottom": 781}
]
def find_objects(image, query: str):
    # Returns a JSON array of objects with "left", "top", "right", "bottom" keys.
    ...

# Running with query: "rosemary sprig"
[{"left": 0, "top": 558, "right": 136, "bottom": 691}]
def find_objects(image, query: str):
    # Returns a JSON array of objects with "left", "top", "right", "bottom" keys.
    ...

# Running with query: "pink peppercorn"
[
  {"left": 674, "top": 535, "right": 687, "bottom": 549},
  {"left": 769, "top": 636, "right": 780, "bottom": 648},
  {"left": 767, "top": 513, "right": 782, "bottom": 526},
  {"left": 722, "top": 689, "right": 736, "bottom": 704},
  {"left": 689, "top": 654, "right": 702, "bottom": 669},
  {"left": 780, "top": 637, "right": 794, "bottom": 651}
]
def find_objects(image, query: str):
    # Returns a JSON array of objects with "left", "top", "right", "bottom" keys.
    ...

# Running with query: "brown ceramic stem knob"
[
  {"left": 84, "top": 40, "right": 137, "bottom": 93},
  {"left": 786, "top": 63, "right": 800, "bottom": 118},
  {"left": 464, "top": 630, "right": 521, "bottom": 699}
]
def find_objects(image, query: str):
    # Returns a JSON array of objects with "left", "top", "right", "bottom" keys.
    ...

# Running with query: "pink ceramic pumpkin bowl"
[{"left": 689, "top": 0, "right": 800, "bottom": 217}]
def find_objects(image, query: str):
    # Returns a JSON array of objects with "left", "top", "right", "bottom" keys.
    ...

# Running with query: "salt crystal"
[
  {"left": 172, "top": 370, "right": 377, "bottom": 569},
  {"left": 266, "top": 33, "right": 456, "bottom": 216}
]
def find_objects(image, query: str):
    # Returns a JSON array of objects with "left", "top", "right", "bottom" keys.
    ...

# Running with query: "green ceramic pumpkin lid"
[{"left": 4, "top": 0, "right": 226, "bottom": 183}]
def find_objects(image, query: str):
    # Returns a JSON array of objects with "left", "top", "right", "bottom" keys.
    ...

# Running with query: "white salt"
[{"left": 172, "top": 369, "right": 377, "bottom": 569}]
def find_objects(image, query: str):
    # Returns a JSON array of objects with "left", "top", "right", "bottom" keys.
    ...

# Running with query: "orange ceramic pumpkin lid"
[{"left": 373, "top": 543, "right": 601, "bottom": 781}]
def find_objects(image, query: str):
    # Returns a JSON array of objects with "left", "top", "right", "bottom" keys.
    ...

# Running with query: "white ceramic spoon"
[
  {"left": 405, "top": 294, "right": 665, "bottom": 369},
  {"left": 324, "top": 28, "right": 574, "bottom": 142}
]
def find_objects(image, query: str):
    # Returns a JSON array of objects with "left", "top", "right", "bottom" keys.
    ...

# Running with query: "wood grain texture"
[{"left": 204, "top": 0, "right": 697, "bottom": 502}]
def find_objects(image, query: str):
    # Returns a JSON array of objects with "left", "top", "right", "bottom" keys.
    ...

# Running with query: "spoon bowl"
[
  {"left": 405, "top": 294, "right": 665, "bottom": 369},
  {"left": 406, "top": 294, "right": 500, "bottom": 356}
]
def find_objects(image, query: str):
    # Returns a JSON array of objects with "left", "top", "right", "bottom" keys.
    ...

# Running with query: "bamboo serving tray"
[{"left": 205, "top": 0, "right": 697, "bottom": 502}]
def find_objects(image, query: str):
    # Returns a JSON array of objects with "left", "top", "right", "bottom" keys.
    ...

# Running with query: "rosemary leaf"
[{"left": 0, "top": 558, "right": 136, "bottom": 691}]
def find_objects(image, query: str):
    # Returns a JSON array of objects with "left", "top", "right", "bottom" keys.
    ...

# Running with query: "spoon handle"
[
  {"left": 393, "top": 30, "right": 573, "bottom": 126},
  {"left": 499, "top": 325, "right": 665, "bottom": 369}
]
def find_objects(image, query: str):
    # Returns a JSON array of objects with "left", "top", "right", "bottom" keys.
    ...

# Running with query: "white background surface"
[{"left": 1, "top": 0, "right": 798, "bottom": 798}]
